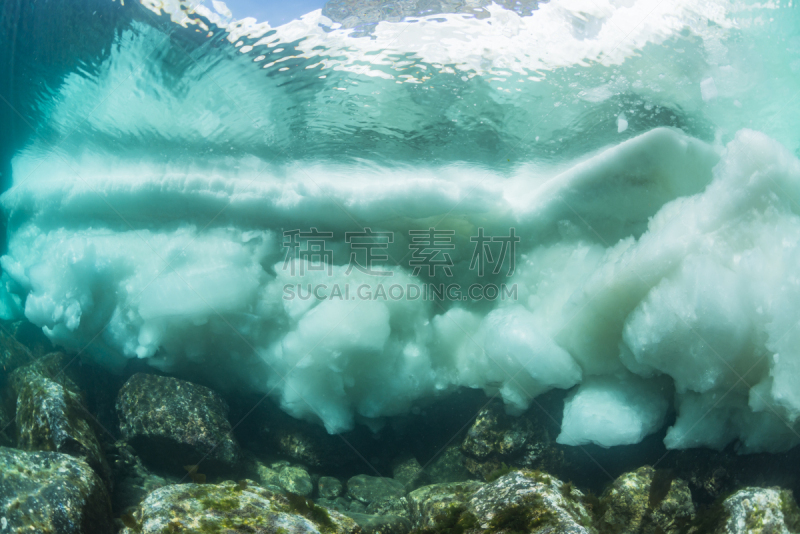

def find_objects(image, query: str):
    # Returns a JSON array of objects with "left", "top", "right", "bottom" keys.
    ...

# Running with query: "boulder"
[
  {"left": 10, "top": 353, "right": 109, "bottom": 481},
  {"left": 348, "top": 474, "right": 409, "bottom": 518},
  {"left": 0, "top": 328, "right": 35, "bottom": 373},
  {"left": 280, "top": 465, "right": 314, "bottom": 496},
  {"left": 252, "top": 463, "right": 284, "bottom": 490},
  {"left": 346, "top": 512, "right": 412, "bottom": 534},
  {"left": 243, "top": 455, "right": 314, "bottom": 496},
  {"left": 119, "top": 480, "right": 359, "bottom": 534},
  {"left": 0, "top": 398, "right": 13, "bottom": 447},
  {"left": 0, "top": 446, "right": 113, "bottom": 534},
  {"left": 108, "top": 440, "right": 174, "bottom": 514},
  {"left": 715, "top": 487, "right": 800, "bottom": 534},
  {"left": 320, "top": 476, "right": 345, "bottom": 499},
  {"left": 407, "top": 481, "right": 484, "bottom": 529},
  {"left": 462, "top": 402, "right": 535, "bottom": 458},
  {"left": 393, "top": 455, "right": 425, "bottom": 491},
  {"left": 348, "top": 474, "right": 406, "bottom": 504},
  {"left": 461, "top": 402, "right": 553, "bottom": 480},
  {"left": 116, "top": 373, "right": 239, "bottom": 474},
  {"left": 599, "top": 466, "right": 695, "bottom": 534},
  {"left": 425, "top": 445, "right": 472, "bottom": 484},
  {"left": 317, "top": 496, "right": 351, "bottom": 513},
  {"left": 466, "top": 470, "right": 596, "bottom": 534}
]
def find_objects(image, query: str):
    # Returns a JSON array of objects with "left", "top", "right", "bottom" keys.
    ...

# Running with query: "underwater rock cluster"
[{"left": 1, "top": 325, "right": 800, "bottom": 533}]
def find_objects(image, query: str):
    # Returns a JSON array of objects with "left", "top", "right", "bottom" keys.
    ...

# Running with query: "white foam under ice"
[{"left": 4, "top": 126, "right": 800, "bottom": 452}]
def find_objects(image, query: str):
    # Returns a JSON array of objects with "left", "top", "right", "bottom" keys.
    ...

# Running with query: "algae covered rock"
[
  {"left": 345, "top": 512, "right": 412, "bottom": 534},
  {"left": 348, "top": 474, "right": 409, "bottom": 518},
  {"left": 461, "top": 402, "right": 555, "bottom": 480},
  {"left": 599, "top": 466, "right": 695, "bottom": 534},
  {"left": 320, "top": 476, "right": 345, "bottom": 499},
  {"left": 348, "top": 474, "right": 406, "bottom": 504},
  {"left": 317, "top": 496, "right": 351, "bottom": 514},
  {"left": 407, "top": 481, "right": 484, "bottom": 529},
  {"left": 0, "top": 328, "right": 34, "bottom": 373},
  {"left": 426, "top": 445, "right": 472, "bottom": 484},
  {"left": 246, "top": 456, "right": 283, "bottom": 489},
  {"left": 116, "top": 373, "right": 240, "bottom": 474},
  {"left": 244, "top": 455, "right": 314, "bottom": 495},
  {"left": 393, "top": 455, "right": 425, "bottom": 491},
  {"left": 466, "top": 470, "right": 596, "bottom": 534},
  {"left": 280, "top": 465, "right": 314, "bottom": 496},
  {"left": 462, "top": 402, "right": 535, "bottom": 458},
  {"left": 120, "top": 480, "right": 359, "bottom": 534},
  {"left": 0, "top": 446, "right": 113, "bottom": 534},
  {"left": 715, "top": 487, "right": 800, "bottom": 534},
  {"left": 10, "top": 352, "right": 109, "bottom": 481}
]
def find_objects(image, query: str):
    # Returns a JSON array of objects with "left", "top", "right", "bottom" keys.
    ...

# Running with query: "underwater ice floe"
[{"left": 3, "top": 125, "right": 800, "bottom": 453}]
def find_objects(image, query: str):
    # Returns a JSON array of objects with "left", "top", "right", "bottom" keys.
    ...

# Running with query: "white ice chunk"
[
  {"left": 700, "top": 77, "right": 718, "bottom": 101},
  {"left": 557, "top": 374, "right": 670, "bottom": 447},
  {"left": 617, "top": 112, "right": 628, "bottom": 133}
]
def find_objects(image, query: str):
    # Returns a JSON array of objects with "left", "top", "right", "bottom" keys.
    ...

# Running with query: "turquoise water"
[{"left": 3, "top": 0, "right": 800, "bottom": 478}]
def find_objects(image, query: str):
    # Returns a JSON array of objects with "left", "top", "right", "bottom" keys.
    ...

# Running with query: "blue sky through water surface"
[{"left": 220, "top": 0, "right": 327, "bottom": 25}]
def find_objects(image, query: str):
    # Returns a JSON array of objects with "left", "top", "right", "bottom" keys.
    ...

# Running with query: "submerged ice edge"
[{"left": 3, "top": 127, "right": 800, "bottom": 454}]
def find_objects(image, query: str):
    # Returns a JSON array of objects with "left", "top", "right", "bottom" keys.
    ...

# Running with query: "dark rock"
[
  {"left": 367, "top": 496, "right": 411, "bottom": 519},
  {"left": 116, "top": 373, "right": 240, "bottom": 474},
  {"left": 407, "top": 481, "right": 484, "bottom": 529},
  {"left": 0, "top": 328, "right": 34, "bottom": 373},
  {"left": 348, "top": 474, "right": 406, "bottom": 504},
  {"left": 714, "top": 487, "right": 800, "bottom": 534},
  {"left": 425, "top": 444, "right": 472, "bottom": 484},
  {"left": 393, "top": 455, "right": 425, "bottom": 491},
  {"left": 10, "top": 353, "right": 109, "bottom": 482},
  {"left": 466, "top": 470, "right": 596, "bottom": 534},
  {"left": 345, "top": 512, "right": 412, "bottom": 534},
  {"left": 318, "top": 496, "right": 350, "bottom": 513},
  {"left": 243, "top": 454, "right": 314, "bottom": 496},
  {"left": 462, "top": 402, "right": 533, "bottom": 458},
  {"left": 461, "top": 401, "right": 554, "bottom": 480},
  {"left": 274, "top": 424, "right": 331, "bottom": 468},
  {"left": 107, "top": 440, "right": 174, "bottom": 514},
  {"left": 0, "top": 398, "right": 13, "bottom": 447},
  {"left": 348, "top": 474, "right": 410, "bottom": 518},
  {"left": 0, "top": 446, "right": 113, "bottom": 534},
  {"left": 349, "top": 500, "right": 368, "bottom": 514},
  {"left": 320, "top": 476, "right": 345, "bottom": 499},
  {"left": 599, "top": 466, "right": 695, "bottom": 534},
  {"left": 247, "top": 457, "right": 283, "bottom": 489},
  {"left": 669, "top": 449, "right": 735, "bottom": 504},
  {"left": 119, "top": 480, "right": 359, "bottom": 534},
  {"left": 244, "top": 400, "right": 397, "bottom": 473}
]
